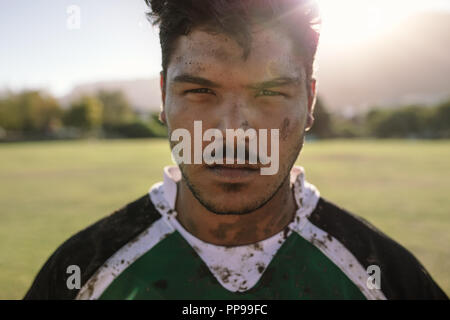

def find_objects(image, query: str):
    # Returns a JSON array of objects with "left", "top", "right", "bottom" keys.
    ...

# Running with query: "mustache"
[{"left": 204, "top": 141, "right": 270, "bottom": 164}]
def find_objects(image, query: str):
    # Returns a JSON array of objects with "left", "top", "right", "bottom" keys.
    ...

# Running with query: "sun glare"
[{"left": 316, "top": 0, "right": 424, "bottom": 46}]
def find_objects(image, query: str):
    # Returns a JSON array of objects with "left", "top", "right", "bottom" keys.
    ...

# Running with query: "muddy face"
[{"left": 162, "top": 25, "right": 314, "bottom": 215}]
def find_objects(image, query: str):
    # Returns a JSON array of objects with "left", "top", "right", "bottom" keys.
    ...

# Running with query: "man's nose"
[{"left": 216, "top": 96, "right": 250, "bottom": 132}]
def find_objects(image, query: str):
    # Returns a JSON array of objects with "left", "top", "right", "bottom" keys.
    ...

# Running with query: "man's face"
[{"left": 161, "top": 25, "right": 315, "bottom": 215}]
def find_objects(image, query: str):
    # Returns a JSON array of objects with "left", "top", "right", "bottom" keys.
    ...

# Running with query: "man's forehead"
[{"left": 167, "top": 27, "right": 305, "bottom": 82}]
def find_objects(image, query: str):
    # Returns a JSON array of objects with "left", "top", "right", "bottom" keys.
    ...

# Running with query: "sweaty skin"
[{"left": 160, "top": 25, "right": 316, "bottom": 246}]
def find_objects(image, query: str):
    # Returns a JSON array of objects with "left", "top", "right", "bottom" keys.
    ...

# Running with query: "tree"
[
  {"left": 0, "top": 90, "right": 62, "bottom": 133},
  {"left": 0, "top": 93, "right": 24, "bottom": 131},
  {"left": 96, "top": 90, "right": 135, "bottom": 126},
  {"left": 367, "top": 105, "right": 429, "bottom": 138},
  {"left": 431, "top": 100, "right": 450, "bottom": 138},
  {"left": 307, "top": 97, "right": 334, "bottom": 138},
  {"left": 63, "top": 96, "right": 103, "bottom": 130}
]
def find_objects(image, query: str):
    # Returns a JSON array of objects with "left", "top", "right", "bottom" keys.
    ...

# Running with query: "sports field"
[{"left": 0, "top": 138, "right": 448, "bottom": 299}]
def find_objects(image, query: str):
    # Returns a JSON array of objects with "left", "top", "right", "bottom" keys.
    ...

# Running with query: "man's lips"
[
  {"left": 207, "top": 163, "right": 260, "bottom": 170},
  {"left": 206, "top": 163, "right": 260, "bottom": 181}
]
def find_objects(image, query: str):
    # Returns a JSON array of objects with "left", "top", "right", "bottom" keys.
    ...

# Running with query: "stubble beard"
[{"left": 175, "top": 134, "right": 305, "bottom": 216}]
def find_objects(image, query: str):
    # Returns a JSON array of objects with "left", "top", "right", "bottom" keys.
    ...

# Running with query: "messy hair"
[{"left": 145, "top": 0, "right": 321, "bottom": 91}]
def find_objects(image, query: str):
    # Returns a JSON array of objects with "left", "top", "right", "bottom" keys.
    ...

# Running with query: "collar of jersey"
[{"left": 149, "top": 165, "right": 320, "bottom": 292}]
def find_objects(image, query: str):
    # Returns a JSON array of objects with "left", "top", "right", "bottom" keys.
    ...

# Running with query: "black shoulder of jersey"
[
  {"left": 23, "top": 194, "right": 447, "bottom": 300},
  {"left": 309, "top": 197, "right": 448, "bottom": 300},
  {"left": 23, "top": 193, "right": 161, "bottom": 300}
]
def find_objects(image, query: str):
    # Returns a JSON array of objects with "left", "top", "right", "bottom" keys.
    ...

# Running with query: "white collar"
[{"left": 149, "top": 165, "right": 320, "bottom": 292}]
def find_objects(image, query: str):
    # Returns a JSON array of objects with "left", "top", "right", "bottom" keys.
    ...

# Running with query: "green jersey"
[{"left": 24, "top": 166, "right": 447, "bottom": 300}]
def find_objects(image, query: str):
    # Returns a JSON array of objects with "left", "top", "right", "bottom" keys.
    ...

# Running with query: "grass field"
[{"left": 0, "top": 138, "right": 449, "bottom": 299}]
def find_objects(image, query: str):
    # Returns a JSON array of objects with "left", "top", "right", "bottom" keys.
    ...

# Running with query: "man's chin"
[
  {"left": 195, "top": 199, "right": 266, "bottom": 216},
  {"left": 188, "top": 183, "right": 282, "bottom": 215},
  {"left": 178, "top": 164, "right": 289, "bottom": 216}
]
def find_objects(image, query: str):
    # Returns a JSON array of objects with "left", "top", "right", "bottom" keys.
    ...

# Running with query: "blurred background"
[{"left": 0, "top": 0, "right": 449, "bottom": 299}]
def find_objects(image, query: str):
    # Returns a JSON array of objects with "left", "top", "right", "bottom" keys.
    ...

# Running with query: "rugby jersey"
[{"left": 24, "top": 166, "right": 447, "bottom": 300}]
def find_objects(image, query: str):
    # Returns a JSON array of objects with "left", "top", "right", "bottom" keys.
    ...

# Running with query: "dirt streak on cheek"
[{"left": 280, "top": 118, "right": 290, "bottom": 141}]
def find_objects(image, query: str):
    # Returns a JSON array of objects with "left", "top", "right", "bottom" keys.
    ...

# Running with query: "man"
[{"left": 25, "top": 0, "right": 447, "bottom": 300}]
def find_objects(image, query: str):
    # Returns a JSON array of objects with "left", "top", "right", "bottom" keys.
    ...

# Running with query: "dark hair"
[{"left": 145, "top": 0, "right": 321, "bottom": 91}]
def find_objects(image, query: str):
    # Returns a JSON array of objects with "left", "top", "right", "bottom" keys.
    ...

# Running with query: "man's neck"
[{"left": 174, "top": 177, "right": 297, "bottom": 246}]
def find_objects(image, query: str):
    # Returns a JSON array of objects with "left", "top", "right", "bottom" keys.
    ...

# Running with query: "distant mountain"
[
  {"left": 60, "top": 12, "right": 450, "bottom": 114},
  {"left": 316, "top": 11, "right": 450, "bottom": 113}
]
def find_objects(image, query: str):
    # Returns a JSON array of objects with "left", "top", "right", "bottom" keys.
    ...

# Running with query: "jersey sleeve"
[
  {"left": 23, "top": 194, "right": 160, "bottom": 300},
  {"left": 308, "top": 197, "right": 448, "bottom": 300}
]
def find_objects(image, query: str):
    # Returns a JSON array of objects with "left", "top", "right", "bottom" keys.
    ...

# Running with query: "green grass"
[{"left": 0, "top": 138, "right": 449, "bottom": 299}]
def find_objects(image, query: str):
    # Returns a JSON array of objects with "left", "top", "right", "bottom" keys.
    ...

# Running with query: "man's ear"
[
  {"left": 159, "top": 71, "right": 167, "bottom": 125},
  {"left": 305, "top": 78, "right": 316, "bottom": 131}
]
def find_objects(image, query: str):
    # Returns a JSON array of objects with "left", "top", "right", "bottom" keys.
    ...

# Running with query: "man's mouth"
[{"left": 206, "top": 163, "right": 260, "bottom": 181}]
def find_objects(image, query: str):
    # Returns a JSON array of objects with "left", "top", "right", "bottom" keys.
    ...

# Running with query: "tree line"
[
  {"left": 308, "top": 98, "right": 450, "bottom": 139},
  {"left": 0, "top": 89, "right": 449, "bottom": 141},
  {"left": 0, "top": 90, "right": 167, "bottom": 141}
]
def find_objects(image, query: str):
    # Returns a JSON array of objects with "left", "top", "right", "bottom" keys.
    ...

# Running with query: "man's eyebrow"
[
  {"left": 247, "top": 77, "right": 301, "bottom": 90},
  {"left": 172, "top": 74, "right": 221, "bottom": 88}
]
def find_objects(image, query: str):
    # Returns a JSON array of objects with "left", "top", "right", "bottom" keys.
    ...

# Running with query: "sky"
[{"left": 1, "top": 0, "right": 450, "bottom": 97}]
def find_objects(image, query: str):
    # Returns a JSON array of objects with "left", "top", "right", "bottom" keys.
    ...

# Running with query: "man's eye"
[
  {"left": 256, "top": 89, "right": 283, "bottom": 97},
  {"left": 185, "top": 88, "right": 215, "bottom": 95}
]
